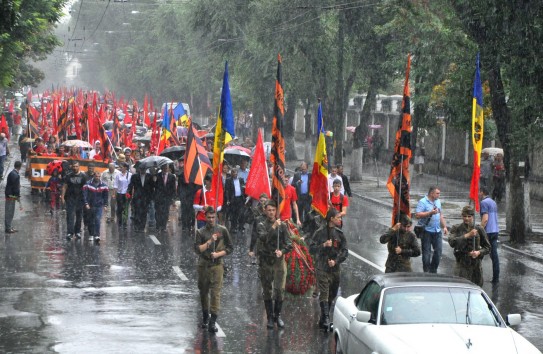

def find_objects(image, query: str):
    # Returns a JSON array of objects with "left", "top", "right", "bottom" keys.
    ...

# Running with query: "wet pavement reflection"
[{"left": 1, "top": 190, "right": 542, "bottom": 353}]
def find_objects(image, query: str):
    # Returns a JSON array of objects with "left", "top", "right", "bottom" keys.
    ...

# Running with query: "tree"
[
  {"left": 450, "top": 0, "right": 543, "bottom": 243},
  {"left": 0, "top": 0, "right": 67, "bottom": 88}
]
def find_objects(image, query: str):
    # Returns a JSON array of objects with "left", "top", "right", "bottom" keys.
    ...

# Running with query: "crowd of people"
[{"left": 2, "top": 123, "right": 503, "bottom": 334}]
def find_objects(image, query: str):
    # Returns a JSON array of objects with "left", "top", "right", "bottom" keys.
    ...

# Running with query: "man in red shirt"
[
  {"left": 329, "top": 179, "right": 349, "bottom": 228},
  {"left": 279, "top": 175, "right": 301, "bottom": 226},
  {"left": 193, "top": 175, "right": 222, "bottom": 229}
]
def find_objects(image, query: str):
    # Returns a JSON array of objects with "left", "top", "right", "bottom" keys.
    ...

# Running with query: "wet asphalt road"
[{"left": 1, "top": 189, "right": 543, "bottom": 353}]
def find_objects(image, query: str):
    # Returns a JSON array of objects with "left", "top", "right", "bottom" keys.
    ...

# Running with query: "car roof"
[{"left": 370, "top": 272, "right": 478, "bottom": 289}]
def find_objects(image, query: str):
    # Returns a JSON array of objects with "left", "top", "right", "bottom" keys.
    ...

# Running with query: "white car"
[{"left": 333, "top": 273, "right": 541, "bottom": 354}]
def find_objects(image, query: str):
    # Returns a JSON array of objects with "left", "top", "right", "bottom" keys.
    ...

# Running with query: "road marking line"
[
  {"left": 348, "top": 249, "right": 385, "bottom": 273},
  {"left": 215, "top": 323, "right": 226, "bottom": 337},
  {"left": 172, "top": 266, "right": 188, "bottom": 281},
  {"left": 149, "top": 235, "right": 161, "bottom": 245}
]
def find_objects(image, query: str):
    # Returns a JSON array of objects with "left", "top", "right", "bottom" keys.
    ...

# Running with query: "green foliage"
[{"left": 0, "top": 0, "right": 66, "bottom": 88}]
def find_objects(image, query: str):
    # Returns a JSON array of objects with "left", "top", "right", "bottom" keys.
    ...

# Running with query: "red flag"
[
  {"left": 0, "top": 114, "right": 9, "bottom": 139},
  {"left": 245, "top": 129, "right": 271, "bottom": 199},
  {"left": 143, "top": 94, "right": 150, "bottom": 127},
  {"left": 8, "top": 100, "right": 14, "bottom": 113},
  {"left": 52, "top": 95, "right": 59, "bottom": 136},
  {"left": 73, "top": 101, "right": 81, "bottom": 139},
  {"left": 271, "top": 54, "right": 286, "bottom": 213},
  {"left": 386, "top": 54, "right": 413, "bottom": 226},
  {"left": 184, "top": 122, "right": 212, "bottom": 185}
]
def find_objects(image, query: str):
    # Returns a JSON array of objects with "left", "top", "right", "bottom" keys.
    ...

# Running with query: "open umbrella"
[
  {"left": 482, "top": 147, "right": 503, "bottom": 157},
  {"left": 136, "top": 156, "right": 174, "bottom": 170},
  {"left": 160, "top": 145, "right": 186, "bottom": 160},
  {"left": 134, "top": 135, "right": 151, "bottom": 143},
  {"left": 223, "top": 148, "right": 251, "bottom": 167},
  {"left": 226, "top": 145, "right": 252, "bottom": 155},
  {"left": 61, "top": 139, "right": 92, "bottom": 148}
]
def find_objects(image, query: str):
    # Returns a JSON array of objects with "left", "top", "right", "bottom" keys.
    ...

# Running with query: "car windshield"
[{"left": 380, "top": 286, "right": 502, "bottom": 326}]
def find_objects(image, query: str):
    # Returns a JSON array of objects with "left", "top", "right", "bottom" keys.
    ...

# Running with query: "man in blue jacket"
[{"left": 83, "top": 170, "right": 109, "bottom": 243}]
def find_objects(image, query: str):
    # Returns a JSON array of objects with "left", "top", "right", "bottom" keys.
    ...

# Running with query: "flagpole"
[
  {"left": 396, "top": 154, "right": 404, "bottom": 248},
  {"left": 105, "top": 133, "right": 119, "bottom": 160}
]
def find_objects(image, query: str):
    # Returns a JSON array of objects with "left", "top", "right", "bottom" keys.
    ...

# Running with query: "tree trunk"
[
  {"left": 304, "top": 98, "right": 312, "bottom": 163},
  {"left": 332, "top": 11, "right": 346, "bottom": 166},
  {"left": 486, "top": 62, "right": 529, "bottom": 242},
  {"left": 351, "top": 80, "right": 377, "bottom": 181},
  {"left": 284, "top": 92, "right": 298, "bottom": 161}
]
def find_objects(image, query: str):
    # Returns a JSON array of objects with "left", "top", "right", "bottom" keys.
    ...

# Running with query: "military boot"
[
  {"left": 264, "top": 300, "right": 274, "bottom": 329},
  {"left": 274, "top": 300, "right": 285, "bottom": 328},
  {"left": 208, "top": 313, "right": 218, "bottom": 333},
  {"left": 320, "top": 301, "right": 330, "bottom": 329},
  {"left": 201, "top": 310, "right": 209, "bottom": 329}
]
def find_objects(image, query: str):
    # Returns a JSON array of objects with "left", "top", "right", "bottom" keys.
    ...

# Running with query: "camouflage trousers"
[
  {"left": 198, "top": 263, "right": 225, "bottom": 315},
  {"left": 258, "top": 259, "right": 287, "bottom": 301},
  {"left": 316, "top": 269, "right": 341, "bottom": 303},
  {"left": 454, "top": 260, "right": 484, "bottom": 287}
]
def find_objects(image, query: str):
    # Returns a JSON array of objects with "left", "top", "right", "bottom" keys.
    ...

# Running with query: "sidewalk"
[{"left": 286, "top": 147, "right": 543, "bottom": 264}]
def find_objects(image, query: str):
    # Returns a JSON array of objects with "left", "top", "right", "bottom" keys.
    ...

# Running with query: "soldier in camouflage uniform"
[
  {"left": 256, "top": 200, "right": 292, "bottom": 329},
  {"left": 379, "top": 214, "right": 421, "bottom": 273},
  {"left": 309, "top": 208, "right": 348, "bottom": 329},
  {"left": 194, "top": 207, "right": 233, "bottom": 333},
  {"left": 448, "top": 206, "right": 491, "bottom": 287},
  {"left": 249, "top": 193, "right": 269, "bottom": 261}
]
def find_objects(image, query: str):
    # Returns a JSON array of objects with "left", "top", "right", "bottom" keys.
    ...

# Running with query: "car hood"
[{"left": 376, "top": 324, "right": 540, "bottom": 354}]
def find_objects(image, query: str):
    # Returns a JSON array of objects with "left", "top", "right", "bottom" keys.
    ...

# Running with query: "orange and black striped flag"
[
  {"left": 184, "top": 122, "right": 212, "bottom": 185},
  {"left": 28, "top": 105, "right": 40, "bottom": 137},
  {"left": 271, "top": 54, "right": 286, "bottom": 213},
  {"left": 386, "top": 54, "right": 413, "bottom": 226}
]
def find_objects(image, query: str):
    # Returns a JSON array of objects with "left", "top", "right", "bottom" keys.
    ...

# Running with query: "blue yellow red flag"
[
  {"left": 310, "top": 101, "right": 329, "bottom": 217},
  {"left": 469, "top": 52, "right": 484, "bottom": 211},
  {"left": 174, "top": 103, "right": 189, "bottom": 127}
]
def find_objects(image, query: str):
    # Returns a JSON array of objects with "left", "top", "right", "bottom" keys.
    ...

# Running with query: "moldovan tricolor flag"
[
  {"left": 310, "top": 101, "right": 329, "bottom": 217},
  {"left": 271, "top": 54, "right": 286, "bottom": 214},
  {"left": 245, "top": 129, "right": 271, "bottom": 199},
  {"left": 469, "top": 53, "right": 484, "bottom": 211},
  {"left": 211, "top": 62, "right": 235, "bottom": 209},
  {"left": 386, "top": 54, "right": 413, "bottom": 226}
]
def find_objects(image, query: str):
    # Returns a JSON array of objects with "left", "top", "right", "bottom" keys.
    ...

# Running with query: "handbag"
[
  {"left": 414, "top": 217, "right": 431, "bottom": 238},
  {"left": 414, "top": 225, "right": 425, "bottom": 238}
]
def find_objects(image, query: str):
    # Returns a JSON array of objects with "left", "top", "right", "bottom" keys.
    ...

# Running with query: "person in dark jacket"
[
  {"left": 309, "top": 208, "right": 348, "bottom": 329},
  {"left": 5, "top": 161, "right": 22, "bottom": 233},
  {"left": 379, "top": 214, "right": 421, "bottom": 273},
  {"left": 154, "top": 164, "right": 176, "bottom": 232},
  {"left": 448, "top": 206, "right": 491, "bottom": 287},
  {"left": 194, "top": 207, "right": 233, "bottom": 332},
  {"left": 256, "top": 200, "right": 293, "bottom": 329},
  {"left": 127, "top": 165, "right": 154, "bottom": 231},
  {"left": 83, "top": 171, "right": 109, "bottom": 242},
  {"left": 291, "top": 162, "right": 312, "bottom": 222},
  {"left": 224, "top": 168, "right": 246, "bottom": 232}
]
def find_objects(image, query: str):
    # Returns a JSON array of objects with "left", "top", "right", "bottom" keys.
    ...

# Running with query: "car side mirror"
[
  {"left": 356, "top": 311, "right": 371, "bottom": 323},
  {"left": 506, "top": 314, "right": 521, "bottom": 326}
]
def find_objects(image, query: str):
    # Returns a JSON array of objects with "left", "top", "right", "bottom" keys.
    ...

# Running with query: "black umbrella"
[
  {"left": 160, "top": 145, "right": 186, "bottom": 160},
  {"left": 136, "top": 156, "right": 174, "bottom": 170}
]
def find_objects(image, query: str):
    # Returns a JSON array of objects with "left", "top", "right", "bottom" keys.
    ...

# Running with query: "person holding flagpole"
[{"left": 256, "top": 200, "right": 292, "bottom": 329}]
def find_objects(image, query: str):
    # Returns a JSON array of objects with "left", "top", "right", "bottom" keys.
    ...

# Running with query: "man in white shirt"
[
  {"left": 89, "top": 141, "right": 101, "bottom": 159},
  {"left": 101, "top": 163, "right": 120, "bottom": 223},
  {"left": 328, "top": 166, "right": 344, "bottom": 195}
]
